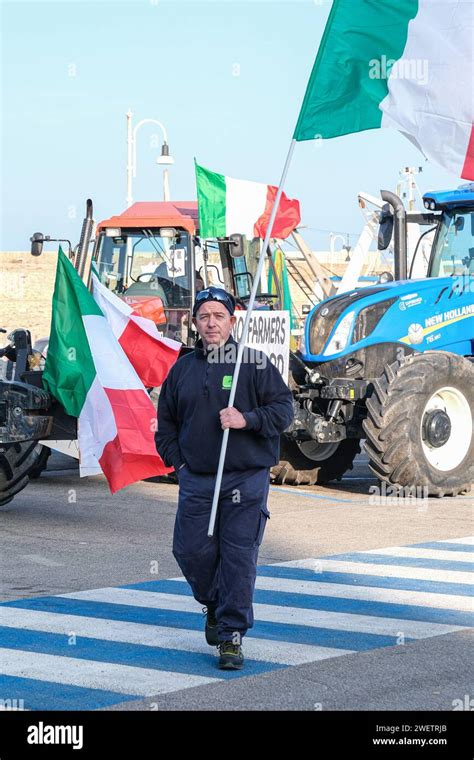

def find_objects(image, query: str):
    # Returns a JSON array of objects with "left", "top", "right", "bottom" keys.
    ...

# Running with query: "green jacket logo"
[{"left": 222, "top": 375, "right": 233, "bottom": 389}]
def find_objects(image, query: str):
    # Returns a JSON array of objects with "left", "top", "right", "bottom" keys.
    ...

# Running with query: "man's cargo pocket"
[{"left": 254, "top": 505, "right": 270, "bottom": 547}]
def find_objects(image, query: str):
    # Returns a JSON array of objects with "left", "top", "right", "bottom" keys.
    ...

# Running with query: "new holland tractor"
[{"left": 272, "top": 185, "right": 474, "bottom": 496}]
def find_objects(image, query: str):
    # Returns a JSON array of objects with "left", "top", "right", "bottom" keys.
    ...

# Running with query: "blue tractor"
[{"left": 271, "top": 185, "right": 474, "bottom": 496}]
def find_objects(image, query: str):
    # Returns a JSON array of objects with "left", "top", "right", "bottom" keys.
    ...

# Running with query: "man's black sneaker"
[
  {"left": 218, "top": 641, "right": 244, "bottom": 670},
  {"left": 202, "top": 606, "right": 219, "bottom": 646}
]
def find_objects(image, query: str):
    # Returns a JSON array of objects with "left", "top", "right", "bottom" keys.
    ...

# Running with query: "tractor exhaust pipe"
[
  {"left": 74, "top": 199, "right": 94, "bottom": 282},
  {"left": 381, "top": 190, "right": 407, "bottom": 280}
]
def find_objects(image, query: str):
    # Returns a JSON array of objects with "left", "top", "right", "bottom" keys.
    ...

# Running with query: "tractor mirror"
[
  {"left": 229, "top": 233, "right": 245, "bottom": 258},
  {"left": 378, "top": 205, "right": 393, "bottom": 250},
  {"left": 30, "top": 233, "right": 44, "bottom": 257}
]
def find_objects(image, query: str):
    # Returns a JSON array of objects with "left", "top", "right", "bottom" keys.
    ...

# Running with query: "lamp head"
[{"left": 156, "top": 142, "right": 174, "bottom": 165}]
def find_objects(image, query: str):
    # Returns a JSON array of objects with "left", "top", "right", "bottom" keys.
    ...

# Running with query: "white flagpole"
[{"left": 207, "top": 138, "right": 297, "bottom": 537}]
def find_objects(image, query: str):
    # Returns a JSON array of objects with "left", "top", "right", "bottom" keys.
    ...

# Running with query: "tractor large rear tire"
[
  {"left": 271, "top": 435, "right": 361, "bottom": 486},
  {"left": 363, "top": 352, "right": 473, "bottom": 497},
  {"left": 0, "top": 441, "right": 45, "bottom": 507}
]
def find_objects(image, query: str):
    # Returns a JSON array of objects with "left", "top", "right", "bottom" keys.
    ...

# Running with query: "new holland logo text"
[{"left": 425, "top": 303, "right": 474, "bottom": 328}]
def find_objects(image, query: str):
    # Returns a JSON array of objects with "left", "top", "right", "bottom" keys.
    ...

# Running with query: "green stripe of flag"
[
  {"left": 293, "top": 0, "right": 418, "bottom": 141},
  {"left": 42, "top": 247, "right": 101, "bottom": 417},
  {"left": 195, "top": 160, "right": 227, "bottom": 238}
]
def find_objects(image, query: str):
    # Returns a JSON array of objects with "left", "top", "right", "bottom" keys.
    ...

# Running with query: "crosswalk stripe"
[
  {"left": 0, "top": 627, "right": 283, "bottom": 678},
  {"left": 435, "top": 536, "right": 474, "bottom": 545},
  {"left": 0, "top": 608, "right": 347, "bottom": 665},
  {"left": 166, "top": 575, "right": 473, "bottom": 611},
  {"left": 323, "top": 553, "right": 473, "bottom": 571},
  {"left": 0, "top": 674, "right": 137, "bottom": 711},
  {"left": 360, "top": 547, "right": 474, "bottom": 562},
  {"left": 411, "top": 541, "right": 474, "bottom": 553},
  {"left": 0, "top": 648, "right": 220, "bottom": 695},
  {"left": 58, "top": 588, "right": 468, "bottom": 639},
  {"left": 256, "top": 565, "right": 473, "bottom": 596},
  {"left": 272, "top": 558, "right": 474, "bottom": 585}
]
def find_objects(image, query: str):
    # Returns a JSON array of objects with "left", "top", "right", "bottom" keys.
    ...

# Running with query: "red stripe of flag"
[
  {"left": 254, "top": 185, "right": 301, "bottom": 240},
  {"left": 461, "top": 123, "right": 474, "bottom": 180},
  {"left": 118, "top": 318, "right": 180, "bottom": 388},
  {"left": 99, "top": 387, "right": 173, "bottom": 494}
]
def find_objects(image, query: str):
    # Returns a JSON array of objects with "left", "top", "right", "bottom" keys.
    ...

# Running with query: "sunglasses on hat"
[{"left": 193, "top": 287, "right": 235, "bottom": 316}]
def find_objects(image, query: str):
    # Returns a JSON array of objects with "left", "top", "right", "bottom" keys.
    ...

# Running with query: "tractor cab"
[
  {"left": 94, "top": 201, "right": 200, "bottom": 345},
  {"left": 94, "top": 201, "right": 276, "bottom": 346},
  {"left": 423, "top": 185, "right": 474, "bottom": 279}
]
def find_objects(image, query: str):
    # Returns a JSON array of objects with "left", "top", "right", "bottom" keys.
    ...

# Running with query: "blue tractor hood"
[{"left": 301, "top": 277, "right": 474, "bottom": 362}]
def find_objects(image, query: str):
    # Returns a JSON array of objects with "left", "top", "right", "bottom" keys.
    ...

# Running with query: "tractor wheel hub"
[{"left": 422, "top": 409, "right": 451, "bottom": 448}]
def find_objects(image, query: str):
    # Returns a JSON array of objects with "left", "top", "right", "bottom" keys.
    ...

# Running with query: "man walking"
[{"left": 155, "top": 286, "right": 294, "bottom": 669}]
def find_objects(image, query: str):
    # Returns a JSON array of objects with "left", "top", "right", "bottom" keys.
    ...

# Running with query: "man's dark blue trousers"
[{"left": 173, "top": 465, "right": 270, "bottom": 642}]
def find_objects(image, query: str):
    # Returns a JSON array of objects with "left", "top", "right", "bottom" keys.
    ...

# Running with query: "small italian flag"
[
  {"left": 195, "top": 161, "right": 301, "bottom": 240},
  {"left": 294, "top": 0, "right": 474, "bottom": 179},
  {"left": 42, "top": 248, "right": 174, "bottom": 494}
]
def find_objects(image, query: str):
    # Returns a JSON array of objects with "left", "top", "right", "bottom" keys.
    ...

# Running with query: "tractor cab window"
[
  {"left": 95, "top": 229, "right": 192, "bottom": 307},
  {"left": 95, "top": 236, "right": 127, "bottom": 293},
  {"left": 430, "top": 210, "right": 474, "bottom": 277},
  {"left": 223, "top": 237, "right": 262, "bottom": 299}
]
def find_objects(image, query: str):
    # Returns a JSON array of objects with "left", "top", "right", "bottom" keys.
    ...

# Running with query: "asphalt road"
[{"left": 0, "top": 451, "right": 472, "bottom": 712}]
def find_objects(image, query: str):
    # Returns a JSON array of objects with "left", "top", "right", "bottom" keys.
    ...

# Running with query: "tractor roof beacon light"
[
  {"left": 423, "top": 185, "right": 474, "bottom": 211},
  {"left": 160, "top": 227, "right": 177, "bottom": 238}
]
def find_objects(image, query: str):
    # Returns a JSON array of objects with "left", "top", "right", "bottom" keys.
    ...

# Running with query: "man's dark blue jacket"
[{"left": 155, "top": 335, "right": 294, "bottom": 473}]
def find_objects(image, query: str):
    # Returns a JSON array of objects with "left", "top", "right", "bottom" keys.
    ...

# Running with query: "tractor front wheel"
[
  {"left": 363, "top": 351, "right": 473, "bottom": 497},
  {"left": 271, "top": 435, "right": 361, "bottom": 486}
]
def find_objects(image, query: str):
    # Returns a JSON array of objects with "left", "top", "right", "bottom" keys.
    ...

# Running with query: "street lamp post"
[{"left": 126, "top": 110, "right": 174, "bottom": 206}]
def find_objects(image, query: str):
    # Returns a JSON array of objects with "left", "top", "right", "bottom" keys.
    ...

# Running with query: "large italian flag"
[
  {"left": 195, "top": 161, "right": 301, "bottom": 240},
  {"left": 42, "top": 249, "right": 173, "bottom": 493},
  {"left": 294, "top": 0, "right": 474, "bottom": 179},
  {"left": 91, "top": 268, "right": 181, "bottom": 389}
]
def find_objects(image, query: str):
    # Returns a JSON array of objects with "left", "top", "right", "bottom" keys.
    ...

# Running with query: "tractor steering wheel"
[{"left": 134, "top": 273, "right": 161, "bottom": 283}]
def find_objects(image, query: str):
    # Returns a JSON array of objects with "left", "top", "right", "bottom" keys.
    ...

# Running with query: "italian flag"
[
  {"left": 195, "top": 161, "right": 301, "bottom": 240},
  {"left": 294, "top": 0, "right": 474, "bottom": 179},
  {"left": 267, "top": 248, "right": 297, "bottom": 329},
  {"left": 91, "top": 268, "right": 181, "bottom": 389},
  {"left": 42, "top": 249, "right": 173, "bottom": 494}
]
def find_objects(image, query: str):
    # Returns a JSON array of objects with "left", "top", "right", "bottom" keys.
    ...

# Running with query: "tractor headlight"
[{"left": 323, "top": 311, "right": 355, "bottom": 356}]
